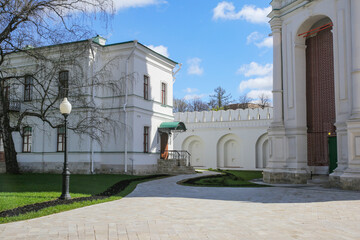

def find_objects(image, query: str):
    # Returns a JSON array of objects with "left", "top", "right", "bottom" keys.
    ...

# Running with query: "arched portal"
[
  {"left": 256, "top": 133, "right": 269, "bottom": 169},
  {"left": 305, "top": 18, "right": 336, "bottom": 169},
  {"left": 217, "top": 134, "right": 242, "bottom": 168},
  {"left": 182, "top": 136, "right": 204, "bottom": 167},
  {"left": 224, "top": 140, "right": 240, "bottom": 167}
]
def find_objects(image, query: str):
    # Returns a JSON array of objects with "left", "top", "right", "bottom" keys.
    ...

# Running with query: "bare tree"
[
  {"left": 0, "top": 0, "right": 114, "bottom": 173},
  {"left": 238, "top": 94, "right": 253, "bottom": 109},
  {"left": 208, "top": 86, "right": 232, "bottom": 109},
  {"left": 258, "top": 93, "right": 271, "bottom": 109},
  {"left": 173, "top": 98, "right": 189, "bottom": 113},
  {"left": 188, "top": 98, "right": 209, "bottom": 112}
]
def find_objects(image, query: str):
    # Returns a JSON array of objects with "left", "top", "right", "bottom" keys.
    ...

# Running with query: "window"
[
  {"left": 22, "top": 127, "right": 32, "bottom": 153},
  {"left": 57, "top": 127, "right": 65, "bottom": 152},
  {"left": 144, "top": 126, "right": 149, "bottom": 153},
  {"left": 144, "top": 75, "right": 149, "bottom": 100},
  {"left": 3, "top": 85, "right": 9, "bottom": 101},
  {"left": 0, "top": 135, "right": 3, "bottom": 152},
  {"left": 161, "top": 83, "right": 166, "bottom": 105},
  {"left": 24, "top": 75, "right": 33, "bottom": 101},
  {"left": 59, "top": 71, "right": 69, "bottom": 98}
]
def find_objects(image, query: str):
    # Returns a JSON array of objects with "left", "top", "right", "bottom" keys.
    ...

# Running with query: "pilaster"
[
  {"left": 270, "top": 18, "right": 284, "bottom": 127},
  {"left": 350, "top": 0, "right": 360, "bottom": 119}
]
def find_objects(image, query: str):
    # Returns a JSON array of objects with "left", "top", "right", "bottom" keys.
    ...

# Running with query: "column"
[{"left": 270, "top": 19, "right": 284, "bottom": 126}]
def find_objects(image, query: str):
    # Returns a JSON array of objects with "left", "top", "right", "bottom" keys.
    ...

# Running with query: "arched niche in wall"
[
  {"left": 256, "top": 133, "right": 269, "bottom": 169},
  {"left": 182, "top": 135, "right": 205, "bottom": 167},
  {"left": 217, "top": 134, "right": 242, "bottom": 168}
]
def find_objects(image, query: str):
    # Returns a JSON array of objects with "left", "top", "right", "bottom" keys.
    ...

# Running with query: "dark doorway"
[
  {"left": 160, "top": 133, "right": 169, "bottom": 159},
  {"left": 306, "top": 18, "right": 336, "bottom": 170}
]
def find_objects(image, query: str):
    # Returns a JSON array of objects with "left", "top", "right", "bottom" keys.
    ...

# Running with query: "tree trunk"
[{"left": 1, "top": 115, "right": 20, "bottom": 174}]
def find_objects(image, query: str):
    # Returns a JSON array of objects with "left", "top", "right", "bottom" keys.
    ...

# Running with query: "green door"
[{"left": 328, "top": 136, "right": 337, "bottom": 173}]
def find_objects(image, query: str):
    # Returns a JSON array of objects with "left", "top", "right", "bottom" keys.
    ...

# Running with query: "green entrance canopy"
[{"left": 158, "top": 121, "right": 186, "bottom": 133}]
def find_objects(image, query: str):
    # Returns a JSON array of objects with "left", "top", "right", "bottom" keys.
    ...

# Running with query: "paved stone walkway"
[{"left": 1, "top": 172, "right": 360, "bottom": 239}]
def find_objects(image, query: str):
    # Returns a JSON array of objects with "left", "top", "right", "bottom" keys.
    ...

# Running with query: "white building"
[
  {"left": 264, "top": 0, "right": 360, "bottom": 190},
  {"left": 174, "top": 108, "right": 272, "bottom": 170},
  {"left": 5, "top": 37, "right": 180, "bottom": 174}
]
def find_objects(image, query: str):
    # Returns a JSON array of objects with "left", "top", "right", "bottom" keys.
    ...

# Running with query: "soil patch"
[{"left": 0, "top": 174, "right": 167, "bottom": 218}]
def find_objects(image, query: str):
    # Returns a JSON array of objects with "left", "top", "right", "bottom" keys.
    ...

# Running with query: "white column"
[
  {"left": 350, "top": 0, "right": 360, "bottom": 119},
  {"left": 270, "top": 19, "right": 284, "bottom": 126}
]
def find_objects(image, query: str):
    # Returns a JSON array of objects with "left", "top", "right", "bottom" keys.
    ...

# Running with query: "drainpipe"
[
  {"left": 124, "top": 40, "right": 138, "bottom": 173},
  {"left": 172, "top": 63, "right": 182, "bottom": 84},
  {"left": 89, "top": 40, "right": 96, "bottom": 174}
]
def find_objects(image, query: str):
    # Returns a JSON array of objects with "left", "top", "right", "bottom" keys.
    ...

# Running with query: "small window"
[
  {"left": 59, "top": 71, "right": 69, "bottom": 98},
  {"left": 22, "top": 127, "right": 32, "bottom": 153},
  {"left": 57, "top": 127, "right": 65, "bottom": 152},
  {"left": 161, "top": 83, "right": 166, "bottom": 105},
  {"left": 0, "top": 135, "right": 4, "bottom": 152},
  {"left": 144, "top": 75, "right": 149, "bottom": 100},
  {"left": 4, "top": 85, "right": 9, "bottom": 101},
  {"left": 24, "top": 75, "right": 33, "bottom": 101},
  {"left": 144, "top": 126, "right": 149, "bottom": 153}
]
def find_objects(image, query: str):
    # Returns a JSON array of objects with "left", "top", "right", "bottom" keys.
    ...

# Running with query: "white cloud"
[
  {"left": 238, "top": 75, "right": 272, "bottom": 92},
  {"left": 237, "top": 62, "right": 273, "bottom": 77},
  {"left": 184, "top": 94, "right": 206, "bottom": 100},
  {"left": 187, "top": 58, "right": 204, "bottom": 75},
  {"left": 246, "top": 32, "right": 262, "bottom": 44},
  {"left": 184, "top": 88, "right": 198, "bottom": 93},
  {"left": 246, "top": 32, "right": 273, "bottom": 48},
  {"left": 146, "top": 45, "right": 169, "bottom": 58},
  {"left": 213, "top": 2, "right": 271, "bottom": 24},
  {"left": 237, "top": 61, "right": 273, "bottom": 101},
  {"left": 113, "top": 0, "right": 166, "bottom": 11},
  {"left": 255, "top": 36, "right": 273, "bottom": 48}
]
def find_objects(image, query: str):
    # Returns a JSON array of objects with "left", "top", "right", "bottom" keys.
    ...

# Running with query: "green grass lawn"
[
  {"left": 0, "top": 173, "right": 155, "bottom": 224},
  {"left": 180, "top": 170, "right": 267, "bottom": 187}
]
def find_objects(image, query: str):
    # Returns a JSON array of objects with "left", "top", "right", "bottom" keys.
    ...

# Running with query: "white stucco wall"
[
  {"left": 173, "top": 108, "right": 273, "bottom": 170},
  {"left": 10, "top": 40, "right": 177, "bottom": 174}
]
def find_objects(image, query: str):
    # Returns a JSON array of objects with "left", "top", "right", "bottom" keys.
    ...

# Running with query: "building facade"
[
  {"left": 174, "top": 108, "right": 272, "bottom": 170},
  {"left": 6, "top": 37, "right": 178, "bottom": 174},
  {"left": 264, "top": 0, "right": 360, "bottom": 190}
]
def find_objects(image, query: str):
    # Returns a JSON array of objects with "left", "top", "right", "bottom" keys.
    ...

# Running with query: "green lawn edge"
[
  {"left": 178, "top": 170, "right": 269, "bottom": 188},
  {"left": 0, "top": 177, "right": 164, "bottom": 224}
]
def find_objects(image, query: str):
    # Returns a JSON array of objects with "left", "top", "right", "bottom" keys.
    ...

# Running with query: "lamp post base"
[{"left": 59, "top": 193, "right": 71, "bottom": 200}]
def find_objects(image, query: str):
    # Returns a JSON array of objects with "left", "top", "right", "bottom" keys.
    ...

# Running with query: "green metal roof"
[{"left": 159, "top": 122, "right": 186, "bottom": 132}]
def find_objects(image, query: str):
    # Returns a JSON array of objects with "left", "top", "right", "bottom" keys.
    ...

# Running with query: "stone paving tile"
[{"left": 1, "top": 172, "right": 360, "bottom": 239}]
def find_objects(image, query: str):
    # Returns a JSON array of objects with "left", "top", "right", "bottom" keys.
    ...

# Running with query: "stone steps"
[
  {"left": 157, "top": 159, "right": 196, "bottom": 175},
  {"left": 307, "top": 175, "right": 330, "bottom": 187}
]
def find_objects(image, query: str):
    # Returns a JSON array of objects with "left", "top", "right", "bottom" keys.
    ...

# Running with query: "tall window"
[
  {"left": 144, "top": 75, "right": 149, "bottom": 100},
  {"left": 161, "top": 83, "right": 166, "bottom": 105},
  {"left": 59, "top": 71, "right": 69, "bottom": 98},
  {"left": 144, "top": 126, "right": 149, "bottom": 153},
  {"left": 57, "top": 127, "right": 65, "bottom": 152},
  {"left": 22, "top": 127, "right": 32, "bottom": 153},
  {"left": 24, "top": 75, "right": 33, "bottom": 101},
  {"left": 3, "top": 84, "right": 9, "bottom": 101}
]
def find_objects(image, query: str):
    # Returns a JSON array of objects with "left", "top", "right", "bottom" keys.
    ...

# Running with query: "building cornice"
[{"left": 269, "top": 0, "right": 312, "bottom": 19}]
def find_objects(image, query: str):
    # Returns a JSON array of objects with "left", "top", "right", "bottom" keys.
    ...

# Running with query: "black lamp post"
[{"left": 59, "top": 97, "right": 72, "bottom": 200}]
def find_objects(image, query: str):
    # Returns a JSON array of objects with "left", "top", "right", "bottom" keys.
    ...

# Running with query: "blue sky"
[{"left": 94, "top": 0, "right": 273, "bottom": 103}]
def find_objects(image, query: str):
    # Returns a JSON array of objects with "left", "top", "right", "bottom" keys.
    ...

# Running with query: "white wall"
[
  {"left": 174, "top": 108, "right": 272, "bottom": 170},
  {"left": 11, "top": 40, "right": 177, "bottom": 175}
]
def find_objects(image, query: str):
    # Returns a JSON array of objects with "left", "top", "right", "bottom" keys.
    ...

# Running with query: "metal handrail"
[{"left": 163, "top": 150, "right": 191, "bottom": 166}]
